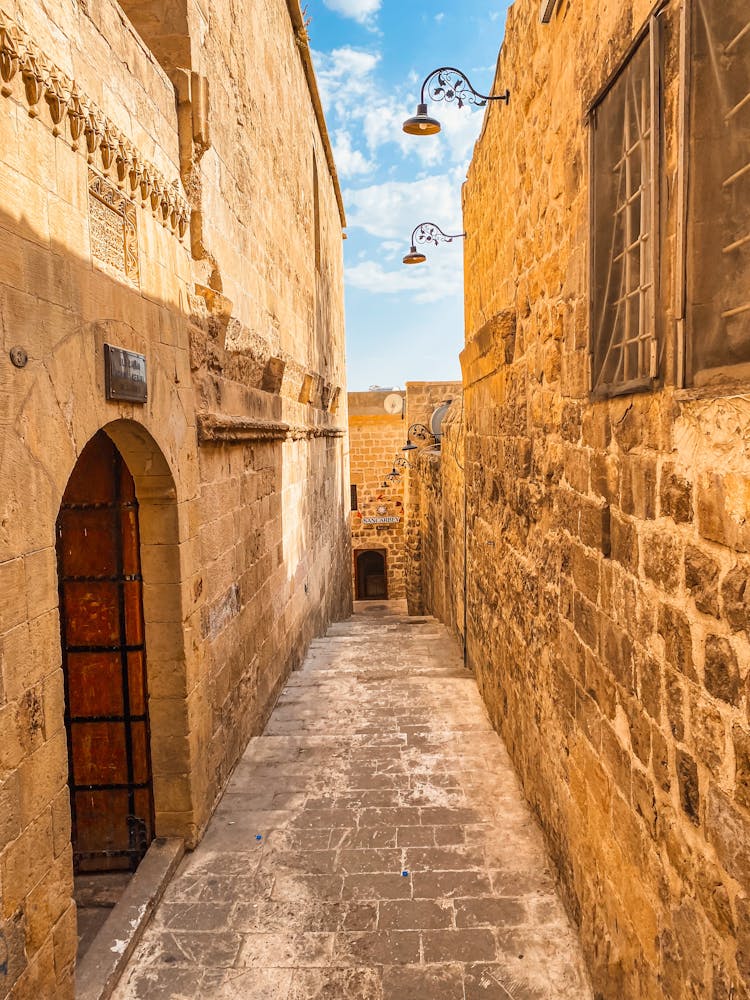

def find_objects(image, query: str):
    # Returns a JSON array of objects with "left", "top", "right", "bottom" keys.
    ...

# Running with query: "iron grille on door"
[
  {"left": 590, "top": 21, "right": 661, "bottom": 397},
  {"left": 57, "top": 432, "right": 154, "bottom": 873}
]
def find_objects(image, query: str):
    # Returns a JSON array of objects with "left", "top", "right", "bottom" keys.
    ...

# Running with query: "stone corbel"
[
  {"left": 99, "top": 121, "right": 118, "bottom": 172},
  {"left": 460, "top": 309, "right": 517, "bottom": 387},
  {"left": 67, "top": 83, "right": 86, "bottom": 148},
  {"left": 20, "top": 49, "right": 45, "bottom": 117},
  {"left": 44, "top": 68, "right": 67, "bottom": 135},
  {"left": 0, "top": 20, "right": 20, "bottom": 96},
  {"left": 195, "top": 284, "right": 233, "bottom": 334},
  {"left": 84, "top": 105, "right": 102, "bottom": 164}
]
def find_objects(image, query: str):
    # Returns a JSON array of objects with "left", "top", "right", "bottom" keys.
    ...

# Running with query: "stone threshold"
[{"left": 75, "top": 838, "right": 184, "bottom": 1000}]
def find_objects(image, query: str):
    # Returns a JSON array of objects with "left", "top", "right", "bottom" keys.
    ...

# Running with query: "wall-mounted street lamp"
[
  {"left": 403, "top": 67, "right": 510, "bottom": 136},
  {"left": 380, "top": 456, "right": 411, "bottom": 488},
  {"left": 381, "top": 470, "right": 401, "bottom": 488},
  {"left": 403, "top": 223, "right": 466, "bottom": 266},
  {"left": 402, "top": 423, "right": 437, "bottom": 452}
]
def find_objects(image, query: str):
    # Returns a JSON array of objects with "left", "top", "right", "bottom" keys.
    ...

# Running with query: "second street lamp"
[
  {"left": 403, "top": 66, "right": 510, "bottom": 136},
  {"left": 403, "top": 223, "right": 466, "bottom": 266},
  {"left": 402, "top": 423, "right": 437, "bottom": 452}
]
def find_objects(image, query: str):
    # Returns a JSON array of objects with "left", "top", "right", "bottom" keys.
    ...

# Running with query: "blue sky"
[{"left": 307, "top": 0, "right": 512, "bottom": 391}]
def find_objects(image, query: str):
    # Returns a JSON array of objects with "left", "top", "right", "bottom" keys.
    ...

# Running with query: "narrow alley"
[{"left": 112, "top": 604, "right": 592, "bottom": 1000}]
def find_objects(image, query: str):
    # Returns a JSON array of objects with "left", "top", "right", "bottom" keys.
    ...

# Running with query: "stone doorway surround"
[
  {"left": 57, "top": 430, "right": 156, "bottom": 876},
  {"left": 355, "top": 548, "right": 388, "bottom": 601}
]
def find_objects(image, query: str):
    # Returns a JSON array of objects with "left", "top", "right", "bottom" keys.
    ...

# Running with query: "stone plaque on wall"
[
  {"left": 88, "top": 169, "right": 140, "bottom": 284},
  {"left": 104, "top": 344, "right": 147, "bottom": 403}
]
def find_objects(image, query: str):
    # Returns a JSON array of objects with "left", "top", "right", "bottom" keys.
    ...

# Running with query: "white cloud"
[
  {"left": 435, "top": 12, "right": 445, "bottom": 22},
  {"left": 344, "top": 172, "right": 464, "bottom": 240},
  {"left": 332, "top": 129, "right": 374, "bottom": 177},
  {"left": 313, "top": 46, "right": 381, "bottom": 109},
  {"left": 322, "top": 0, "right": 381, "bottom": 26},
  {"left": 346, "top": 249, "right": 463, "bottom": 304},
  {"left": 313, "top": 46, "right": 468, "bottom": 171}
]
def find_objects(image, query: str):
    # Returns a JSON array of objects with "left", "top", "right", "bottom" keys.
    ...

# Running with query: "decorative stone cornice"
[
  {"left": 0, "top": 9, "right": 190, "bottom": 240},
  {"left": 197, "top": 413, "right": 346, "bottom": 445}
]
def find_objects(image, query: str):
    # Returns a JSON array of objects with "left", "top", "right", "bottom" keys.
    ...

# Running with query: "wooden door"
[
  {"left": 356, "top": 550, "right": 387, "bottom": 600},
  {"left": 56, "top": 431, "right": 154, "bottom": 873}
]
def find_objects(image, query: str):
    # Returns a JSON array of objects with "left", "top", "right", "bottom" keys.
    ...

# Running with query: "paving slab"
[{"left": 112, "top": 604, "right": 592, "bottom": 999}]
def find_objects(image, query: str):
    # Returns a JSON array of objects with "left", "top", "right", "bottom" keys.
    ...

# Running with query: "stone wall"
[
  {"left": 0, "top": 0, "right": 349, "bottom": 995},
  {"left": 410, "top": 399, "right": 466, "bottom": 645},
  {"left": 403, "top": 381, "right": 462, "bottom": 615},
  {"left": 411, "top": 0, "right": 750, "bottom": 996},
  {"left": 348, "top": 392, "right": 407, "bottom": 601}
]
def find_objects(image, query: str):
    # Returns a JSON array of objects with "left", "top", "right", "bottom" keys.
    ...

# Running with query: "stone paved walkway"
[{"left": 113, "top": 603, "right": 592, "bottom": 1000}]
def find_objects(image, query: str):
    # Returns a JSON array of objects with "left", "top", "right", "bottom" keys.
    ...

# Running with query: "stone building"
[
  {"left": 411, "top": 0, "right": 750, "bottom": 996},
  {"left": 348, "top": 389, "right": 407, "bottom": 602},
  {"left": 348, "top": 381, "right": 459, "bottom": 603},
  {"left": 0, "top": 0, "right": 349, "bottom": 995},
  {"left": 400, "top": 381, "right": 462, "bottom": 615},
  {"left": 407, "top": 395, "right": 465, "bottom": 641}
]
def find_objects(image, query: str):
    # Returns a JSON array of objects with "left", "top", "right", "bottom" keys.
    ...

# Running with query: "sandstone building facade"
[
  {"left": 412, "top": 0, "right": 750, "bottom": 996},
  {"left": 0, "top": 1, "right": 350, "bottom": 995},
  {"left": 348, "top": 382, "right": 461, "bottom": 604},
  {"left": 348, "top": 390, "right": 407, "bottom": 602}
]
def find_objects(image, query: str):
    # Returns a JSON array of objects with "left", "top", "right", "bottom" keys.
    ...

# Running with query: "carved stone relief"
[{"left": 88, "top": 169, "right": 139, "bottom": 284}]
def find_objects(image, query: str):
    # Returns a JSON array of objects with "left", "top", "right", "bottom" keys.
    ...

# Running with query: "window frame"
[
  {"left": 679, "top": 0, "right": 750, "bottom": 389},
  {"left": 587, "top": 8, "right": 664, "bottom": 400}
]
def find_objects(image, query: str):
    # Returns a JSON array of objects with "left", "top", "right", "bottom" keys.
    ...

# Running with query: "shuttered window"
[
  {"left": 590, "top": 21, "right": 661, "bottom": 397},
  {"left": 687, "top": 0, "right": 750, "bottom": 384}
]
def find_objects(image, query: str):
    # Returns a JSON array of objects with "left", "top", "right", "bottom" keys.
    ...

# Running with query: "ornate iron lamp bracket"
[
  {"left": 411, "top": 222, "right": 466, "bottom": 248},
  {"left": 419, "top": 67, "right": 510, "bottom": 109}
]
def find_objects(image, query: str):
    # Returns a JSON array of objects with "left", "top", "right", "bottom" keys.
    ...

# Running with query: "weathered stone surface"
[
  {"left": 685, "top": 545, "right": 721, "bottom": 618},
  {"left": 111, "top": 606, "right": 592, "bottom": 1000},
  {"left": 734, "top": 727, "right": 750, "bottom": 813},
  {"left": 660, "top": 465, "right": 694, "bottom": 524},
  {"left": 704, "top": 635, "right": 741, "bottom": 706},
  {"left": 706, "top": 786, "right": 750, "bottom": 893},
  {"left": 721, "top": 563, "right": 750, "bottom": 633}
]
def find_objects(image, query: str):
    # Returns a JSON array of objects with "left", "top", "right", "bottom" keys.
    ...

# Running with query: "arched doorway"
[
  {"left": 356, "top": 549, "right": 388, "bottom": 600},
  {"left": 56, "top": 430, "right": 154, "bottom": 874}
]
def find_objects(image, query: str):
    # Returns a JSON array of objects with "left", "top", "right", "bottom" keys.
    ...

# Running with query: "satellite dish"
[{"left": 383, "top": 393, "right": 403, "bottom": 416}]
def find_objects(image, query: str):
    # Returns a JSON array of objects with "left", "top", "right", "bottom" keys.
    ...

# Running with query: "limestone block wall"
[
  {"left": 453, "top": 0, "right": 750, "bottom": 996},
  {"left": 348, "top": 392, "right": 407, "bottom": 601},
  {"left": 0, "top": 0, "right": 349, "bottom": 995},
  {"left": 403, "top": 381, "right": 462, "bottom": 615},
  {"left": 411, "top": 399, "right": 466, "bottom": 645}
]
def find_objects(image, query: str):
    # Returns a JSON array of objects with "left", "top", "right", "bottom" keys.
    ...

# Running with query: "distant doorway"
[
  {"left": 355, "top": 549, "right": 388, "bottom": 600},
  {"left": 56, "top": 431, "right": 154, "bottom": 875}
]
